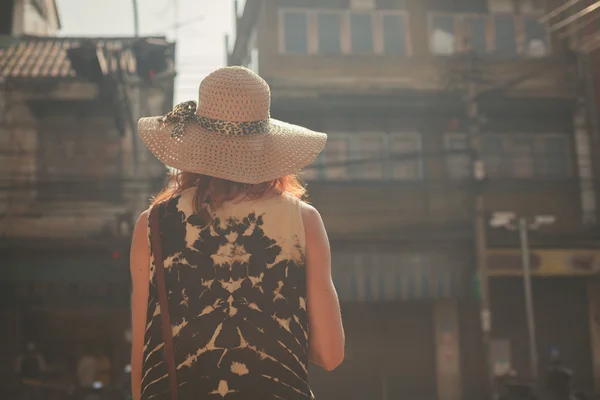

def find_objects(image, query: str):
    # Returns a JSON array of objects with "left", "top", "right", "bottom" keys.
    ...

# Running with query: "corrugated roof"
[{"left": 0, "top": 36, "right": 168, "bottom": 79}]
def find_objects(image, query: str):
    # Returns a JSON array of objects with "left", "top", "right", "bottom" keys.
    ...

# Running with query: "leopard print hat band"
[{"left": 160, "top": 100, "right": 270, "bottom": 138}]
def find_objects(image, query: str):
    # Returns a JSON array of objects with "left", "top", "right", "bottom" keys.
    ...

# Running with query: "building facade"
[
  {"left": 229, "top": 0, "right": 600, "bottom": 399},
  {"left": 1, "top": 0, "right": 61, "bottom": 36},
  {"left": 0, "top": 3, "right": 176, "bottom": 394}
]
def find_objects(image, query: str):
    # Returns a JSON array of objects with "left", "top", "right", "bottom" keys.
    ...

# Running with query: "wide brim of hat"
[{"left": 138, "top": 116, "right": 327, "bottom": 184}]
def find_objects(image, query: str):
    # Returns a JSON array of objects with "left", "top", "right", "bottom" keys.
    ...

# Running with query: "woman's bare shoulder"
[
  {"left": 131, "top": 209, "right": 151, "bottom": 248},
  {"left": 299, "top": 201, "right": 316, "bottom": 212},
  {"left": 299, "top": 202, "right": 327, "bottom": 240},
  {"left": 300, "top": 201, "right": 321, "bottom": 223},
  {"left": 137, "top": 208, "right": 150, "bottom": 221}
]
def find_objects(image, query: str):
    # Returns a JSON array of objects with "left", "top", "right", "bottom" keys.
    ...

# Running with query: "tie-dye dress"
[{"left": 141, "top": 189, "right": 314, "bottom": 399}]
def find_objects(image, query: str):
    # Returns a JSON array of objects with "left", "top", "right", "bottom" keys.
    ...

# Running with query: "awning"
[{"left": 332, "top": 252, "right": 466, "bottom": 302}]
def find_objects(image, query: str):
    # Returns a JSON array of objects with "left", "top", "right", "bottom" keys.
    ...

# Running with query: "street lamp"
[{"left": 489, "top": 212, "right": 556, "bottom": 382}]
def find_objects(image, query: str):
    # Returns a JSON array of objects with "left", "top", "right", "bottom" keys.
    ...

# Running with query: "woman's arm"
[
  {"left": 301, "top": 203, "right": 345, "bottom": 371},
  {"left": 130, "top": 210, "right": 151, "bottom": 400}
]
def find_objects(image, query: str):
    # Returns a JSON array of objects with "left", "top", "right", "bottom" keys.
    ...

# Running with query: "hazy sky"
[{"left": 55, "top": 0, "right": 243, "bottom": 104}]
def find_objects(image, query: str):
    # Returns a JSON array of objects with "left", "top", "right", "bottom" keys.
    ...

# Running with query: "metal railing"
[{"left": 541, "top": 0, "right": 600, "bottom": 54}]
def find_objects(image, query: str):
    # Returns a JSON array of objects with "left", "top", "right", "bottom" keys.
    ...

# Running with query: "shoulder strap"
[{"left": 149, "top": 205, "right": 179, "bottom": 400}]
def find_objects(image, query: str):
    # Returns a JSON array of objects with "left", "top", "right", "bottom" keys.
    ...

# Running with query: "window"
[
  {"left": 283, "top": 11, "right": 308, "bottom": 53},
  {"left": 382, "top": 13, "right": 409, "bottom": 56},
  {"left": 464, "top": 16, "right": 488, "bottom": 54},
  {"left": 429, "top": 13, "right": 549, "bottom": 58},
  {"left": 389, "top": 133, "right": 422, "bottom": 180},
  {"left": 523, "top": 17, "right": 549, "bottom": 57},
  {"left": 280, "top": 8, "right": 412, "bottom": 56},
  {"left": 541, "top": 136, "right": 571, "bottom": 177},
  {"left": 430, "top": 14, "right": 457, "bottom": 55},
  {"left": 301, "top": 153, "right": 323, "bottom": 181},
  {"left": 354, "top": 134, "right": 386, "bottom": 180},
  {"left": 482, "top": 135, "right": 504, "bottom": 177},
  {"left": 444, "top": 134, "right": 470, "bottom": 179},
  {"left": 492, "top": 15, "right": 518, "bottom": 57},
  {"left": 445, "top": 133, "right": 571, "bottom": 179},
  {"left": 510, "top": 138, "right": 536, "bottom": 178},
  {"left": 304, "top": 132, "right": 422, "bottom": 181},
  {"left": 318, "top": 13, "right": 342, "bottom": 53},
  {"left": 323, "top": 135, "right": 351, "bottom": 180},
  {"left": 350, "top": 13, "right": 375, "bottom": 53}
]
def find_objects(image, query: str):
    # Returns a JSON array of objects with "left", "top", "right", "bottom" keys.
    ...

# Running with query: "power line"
[
  {"left": 1, "top": 176, "right": 598, "bottom": 191},
  {"left": 155, "top": 0, "right": 175, "bottom": 18},
  {"left": 157, "top": 14, "right": 205, "bottom": 33}
]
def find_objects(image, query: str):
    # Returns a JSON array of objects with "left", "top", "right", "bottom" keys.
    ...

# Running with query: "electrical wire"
[
  {"left": 156, "top": 14, "right": 205, "bottom": 34},
  {"left": 154, "top": 0, "right": 175, "bottom": 18}
]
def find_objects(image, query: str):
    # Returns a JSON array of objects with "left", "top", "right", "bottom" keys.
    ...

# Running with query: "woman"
[{"left": 130, "top": 66, "right": 344, "bottom": 400}]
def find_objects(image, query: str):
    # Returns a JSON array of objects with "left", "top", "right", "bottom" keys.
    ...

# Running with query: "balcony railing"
[
  {"left": 540, "top": 0, "right": 600, "bottom": 54},
  {"left": 302, "top": 132, "right": 423, "bottom": 181},
  {"left": 302, "top": 132, "right": 574, "bottom": 182},
  {"left": 444, "top": 132, "right": 574, "bottom": 180}
]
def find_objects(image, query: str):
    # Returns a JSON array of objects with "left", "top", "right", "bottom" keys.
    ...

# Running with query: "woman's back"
[
  {"left": 132, "top": 66, "right": 343, "bottom": 400},
  {"left": 141, "top": 189, "right": 313, "bottom": 399}
]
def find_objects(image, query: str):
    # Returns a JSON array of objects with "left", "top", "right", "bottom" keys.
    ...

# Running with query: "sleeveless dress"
[{"left": 141, "top": 189, "right": 314, "bottom": 400}]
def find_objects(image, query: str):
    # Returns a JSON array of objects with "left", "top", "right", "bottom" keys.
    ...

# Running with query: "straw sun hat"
[{"left": 138, "top": 66, "right": 327, "bottom": 184}]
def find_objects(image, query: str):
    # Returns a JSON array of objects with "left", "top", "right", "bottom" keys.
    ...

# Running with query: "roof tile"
[{"left": 0, "top": 36, "right": 167, "bottom": 79}]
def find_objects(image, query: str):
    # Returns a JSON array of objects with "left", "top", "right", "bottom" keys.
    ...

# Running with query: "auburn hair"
[{"left": 151, "top": 170, "right": 307, "bottom": 217}]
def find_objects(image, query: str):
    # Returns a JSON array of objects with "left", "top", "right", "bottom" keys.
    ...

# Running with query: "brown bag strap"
[{"left": 149, "top": 206, "right": 179, "bottom": 400}]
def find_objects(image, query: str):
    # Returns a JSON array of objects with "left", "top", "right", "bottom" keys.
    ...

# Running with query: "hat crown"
[{"left": 196, "top": 66, "right": 271, "bottom": 122}]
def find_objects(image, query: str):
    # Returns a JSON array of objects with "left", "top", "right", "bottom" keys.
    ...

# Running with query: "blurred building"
[
  {"left": 0, "top": 0, "right": 176, "bottom": 394},
  {"left": 1, "top": 0, "right": 61, "bottom": 36},
  {"left": 229, "top": 0, "right": 600, "bottom": 399},
  {"left": 541, "top": 0, "right": 600, "bottom": 393}
]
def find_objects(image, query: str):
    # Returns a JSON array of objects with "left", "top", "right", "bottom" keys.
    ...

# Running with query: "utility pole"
[
  {"left": 491, "top": 212, "right": 555, "bottom": 381},
  {"left": 132, "top": 0, "right": 140, "bottom": 37},
  {"left": 464, "top": 51, "right": 495, "bottom": 396},
  {"left": 519, "top": 217, "right": 539, "bottom": 382}
]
